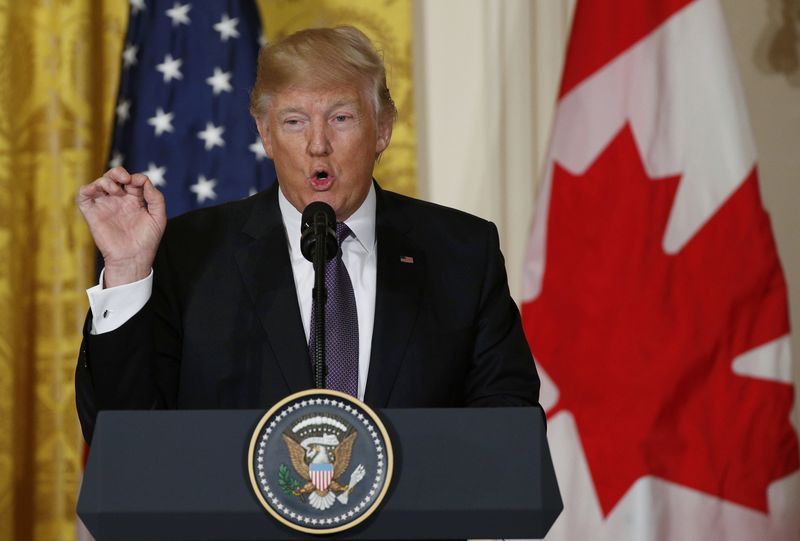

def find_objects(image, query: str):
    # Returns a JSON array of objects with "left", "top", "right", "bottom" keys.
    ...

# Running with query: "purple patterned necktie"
[{"left": 309, "top": 223, "right": 359, "bottom": 397}]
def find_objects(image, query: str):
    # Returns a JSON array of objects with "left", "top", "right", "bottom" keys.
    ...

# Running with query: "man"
[{"left": 75, "top": 26, "right": 540, "bottom": 442}]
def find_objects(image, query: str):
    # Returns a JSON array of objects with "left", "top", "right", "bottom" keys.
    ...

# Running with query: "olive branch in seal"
[{"left": 277, "top": 463, "right": 303, "bottom": 498}]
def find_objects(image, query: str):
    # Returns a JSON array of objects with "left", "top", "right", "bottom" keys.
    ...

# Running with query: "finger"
[
  {"left": 124, "top": 173, "right": 148, "bottom": 197},
  {"left": 125, "top": 174, "right": 147, "bottom": 197},
  {"left": 125, "top": 185, "right": 145, "bottom": 198},
  {"left": 96, "top": 175, "right": 125, "bottom": 196},
  {"left": 104, "top": 166, "right": 132, "bottom": 185},
  {"left": 129, "top": 173, "right": 149, "bottom": 187},
  {"left": 77, "top": 182, "right": 102, "bottom": 202},
  {"left": 122, "top": 184, "right": 145, "bottom": 199},
  {"left": 78, "top": 177, "right": 120, "bottom": 201}
]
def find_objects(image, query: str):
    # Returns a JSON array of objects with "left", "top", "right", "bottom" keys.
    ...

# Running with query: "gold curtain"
[
  {"left": 0, "top": 1, "right": 128, "bottom": 540},
  {"left": 0, "top": 1, "right": 414, "bottom": 540}
]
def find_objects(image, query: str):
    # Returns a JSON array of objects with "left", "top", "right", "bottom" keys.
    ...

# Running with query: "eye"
[
  {"left": 333, "top": 114, "right": 351, "bottom": 123},
  {"left": 281, "top": 117, "right": 306, "bottom": 132}
]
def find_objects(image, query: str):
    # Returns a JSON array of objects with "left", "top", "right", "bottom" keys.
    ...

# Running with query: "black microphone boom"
[{"left": 300, "top": 201, "right": 338, "bottom": 390}]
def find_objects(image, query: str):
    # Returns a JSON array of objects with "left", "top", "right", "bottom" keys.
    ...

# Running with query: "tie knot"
[{"left": 336, "top": 222, "right": 352, "bottom": 244}]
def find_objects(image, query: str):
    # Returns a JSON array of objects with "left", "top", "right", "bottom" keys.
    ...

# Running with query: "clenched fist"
[{"left": 76, "top": 167, "right": 167, "bottom": 287}]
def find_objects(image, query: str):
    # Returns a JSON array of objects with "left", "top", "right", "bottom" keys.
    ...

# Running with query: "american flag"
[{"left": 108, "top": 0, "right": 276, "bottom": 218}]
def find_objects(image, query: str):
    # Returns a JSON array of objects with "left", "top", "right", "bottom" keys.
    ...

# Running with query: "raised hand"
[{"left": 76, "top": 167, "right": 167, "bottom": 287}]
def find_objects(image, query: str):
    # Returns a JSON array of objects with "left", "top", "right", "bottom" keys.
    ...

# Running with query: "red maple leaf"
[{"left": 522, "top": 125, "right": 799, "bottom": 516}]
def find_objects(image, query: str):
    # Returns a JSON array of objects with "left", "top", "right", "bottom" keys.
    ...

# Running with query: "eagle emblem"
[
  {"left": 249, "top": 390, "right": 393, "bottom": 534},
  {"left": 280, "top": 415, "right": 366, "bottom": 510}
]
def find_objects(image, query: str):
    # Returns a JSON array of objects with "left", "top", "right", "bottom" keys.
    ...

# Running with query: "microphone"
[{"left": 301, "top": 202, "right": 337, "bottom": 263}]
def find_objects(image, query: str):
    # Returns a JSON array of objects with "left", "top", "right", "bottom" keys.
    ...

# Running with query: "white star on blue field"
[{"left": 109, "top": 0, "right": 276, "bottom": 215}]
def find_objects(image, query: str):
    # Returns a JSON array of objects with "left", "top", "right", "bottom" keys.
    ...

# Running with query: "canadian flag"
[{"left": 521, "top": 0, "right": 799, "bottom": 539}]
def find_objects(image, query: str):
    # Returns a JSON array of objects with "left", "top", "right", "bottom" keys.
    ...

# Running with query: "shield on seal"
[{"left": 309, "top": 462, "right": 334, "bottom": 491}]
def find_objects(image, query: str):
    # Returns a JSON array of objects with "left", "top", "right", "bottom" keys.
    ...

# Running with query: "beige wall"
[{"left": 721, "top": 0, "right": 800, "bottom": 401}]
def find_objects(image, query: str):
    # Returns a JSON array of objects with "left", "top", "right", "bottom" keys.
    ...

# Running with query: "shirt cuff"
[{"left": 87, "top": 269, "right": 154, "bottom": 335}]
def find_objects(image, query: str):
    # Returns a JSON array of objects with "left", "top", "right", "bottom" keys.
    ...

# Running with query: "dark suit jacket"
[{"left": 76, "top": 183, "right": 541, "bottom": 442}]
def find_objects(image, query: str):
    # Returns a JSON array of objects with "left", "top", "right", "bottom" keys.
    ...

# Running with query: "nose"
[{"left": 307, "top": 120, "right": 332, "bottom": 156}]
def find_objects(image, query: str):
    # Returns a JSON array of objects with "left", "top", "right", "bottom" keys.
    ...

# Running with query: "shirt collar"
[{"left": 278, "top": 183, "right": 376, "bottom": 256}]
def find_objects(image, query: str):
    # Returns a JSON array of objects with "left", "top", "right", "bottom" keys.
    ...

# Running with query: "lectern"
[{"left": 78, "top": 408, "right": 562, "bottom": 540}]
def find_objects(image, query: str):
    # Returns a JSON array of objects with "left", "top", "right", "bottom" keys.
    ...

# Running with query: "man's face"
[{"left": 256, "top": 84, "right": 391, "bottom": 221}]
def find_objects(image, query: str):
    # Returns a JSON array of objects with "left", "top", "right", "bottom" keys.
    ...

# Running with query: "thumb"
[{"left": 142, "top": 178, "right": 167, "bottom": 225}]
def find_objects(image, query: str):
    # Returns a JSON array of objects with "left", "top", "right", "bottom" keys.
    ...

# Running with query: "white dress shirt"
[
  {"left": 278, "top": 186, "right": 377, "bottom": 399},
  {"left": 86, "top": 184, "right": 378, "bottom": 400}
]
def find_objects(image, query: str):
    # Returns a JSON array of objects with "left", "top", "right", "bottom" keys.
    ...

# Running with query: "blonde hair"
[{"left": 249, "top": 26, "right": 397, "bottom": 126}]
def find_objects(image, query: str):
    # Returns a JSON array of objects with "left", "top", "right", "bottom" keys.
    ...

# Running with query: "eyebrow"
[
  {"left": 276, "top": 98, "right": 361, "bottom": 117},
  {"left": 328, "top": 98, "right": 360, "bottom": 110},
  {"left": 276, "top": 106, "right": 303, "bottom": 116}
]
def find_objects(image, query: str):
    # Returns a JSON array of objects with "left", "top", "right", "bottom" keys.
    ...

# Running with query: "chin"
[{"left": 306, "top": 194, "right": 337, "bottom": 206}]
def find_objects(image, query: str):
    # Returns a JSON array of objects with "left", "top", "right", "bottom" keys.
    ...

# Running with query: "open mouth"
[{"left": 310, "top": 169, "right": 334, "bottom": 189}]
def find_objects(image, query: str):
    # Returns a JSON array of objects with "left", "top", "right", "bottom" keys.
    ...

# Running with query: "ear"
[
  {"left": 375, "top": 116, "right": 393, "bottom": 155},
  {"left": 255, "top": 116, "right": 274, "bottom": 158}
]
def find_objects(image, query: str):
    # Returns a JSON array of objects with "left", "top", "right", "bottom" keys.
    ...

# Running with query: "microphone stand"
[
  {"left": 301, "top": 201, "right": 337, "bottom": 390},
  {"left": 312, "top": 211, "right": 328, "bottom": 389}
]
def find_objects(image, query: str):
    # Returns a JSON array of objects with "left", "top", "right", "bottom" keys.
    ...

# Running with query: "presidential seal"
[{"left": 248, "top": 389, "right": 393, "bottom": 534}]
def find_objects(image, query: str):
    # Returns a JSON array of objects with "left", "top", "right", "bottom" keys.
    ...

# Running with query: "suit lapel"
[
  {"left": 364, "top": 186, "right": 425, "bottom": 407},
  {"left": 235, "top": 186, "right": 313, "bottom": 395}
]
